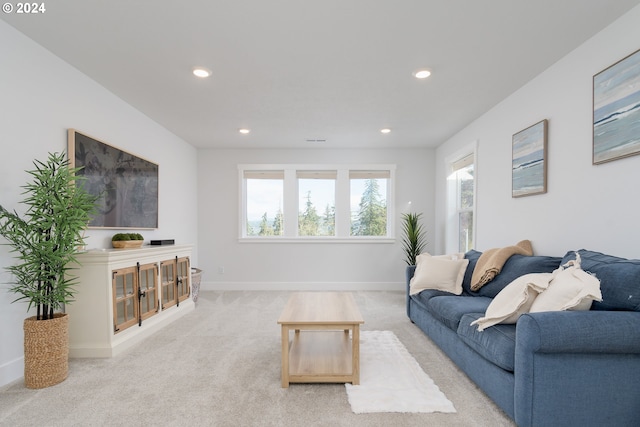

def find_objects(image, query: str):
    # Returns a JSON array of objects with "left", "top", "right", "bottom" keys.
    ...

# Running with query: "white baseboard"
[
  {"left": 200, "top": 281, "right": 404, "bottom": 291},
  {"left": 0, "top": 356, "right": 23, "bottom": 388}
]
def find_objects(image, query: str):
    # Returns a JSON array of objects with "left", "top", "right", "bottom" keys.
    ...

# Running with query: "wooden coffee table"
[{"left": 277, "top": 292, "right": 364, "bottom": 388}]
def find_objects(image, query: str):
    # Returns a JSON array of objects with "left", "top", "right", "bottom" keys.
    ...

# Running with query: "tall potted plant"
[
  {"left": 0, "top": 152, "right": 97, "bottom": 389},
  {"left": 401, "top": 212, "right": 427, "bottom": 266}
]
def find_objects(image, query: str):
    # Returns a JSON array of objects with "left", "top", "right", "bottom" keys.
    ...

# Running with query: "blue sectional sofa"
[{"left": 406, "top": 249, "right": 640, "bottom": 427}]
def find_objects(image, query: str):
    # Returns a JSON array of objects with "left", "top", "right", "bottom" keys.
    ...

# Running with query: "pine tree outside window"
[
  {"left": 350, "top": 171, "right": 389, "bottom": 237},
  {"left": 297, "top": 171, "right": 336, "bottom": 237}
]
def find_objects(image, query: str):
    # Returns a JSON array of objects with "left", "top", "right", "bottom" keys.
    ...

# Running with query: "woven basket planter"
[{"left": 23, "top": 313, "right": 69, "bottom": 389}]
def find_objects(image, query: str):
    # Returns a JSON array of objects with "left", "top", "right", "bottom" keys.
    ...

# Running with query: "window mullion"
[
  {"left": 239, "top": 168, "right": 247, "bottom": 237},
  {"left": 283, "top": 169, "right": 298, "bottom": 237},
  {"left": 386, "top": 168, "right": 395, "bottom": 237},
  {"left": 335, "top": 169, "right": 350, "bottom": 237}
]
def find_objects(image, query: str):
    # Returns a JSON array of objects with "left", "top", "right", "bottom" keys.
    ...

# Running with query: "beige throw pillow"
[
  {"left": 529, "top": 256, "right": 602, "bottom": 313},
  {"left": 409, "top": 253, "right": 469, "bottom": 296},
  {"left": 470, "top": 272, "right": 553, "bottom": 331}
]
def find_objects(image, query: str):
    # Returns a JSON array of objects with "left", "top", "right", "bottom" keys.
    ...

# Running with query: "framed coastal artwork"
[
  {"left": 593, "top": 48, "right": 640, "bottom": 164},
  {"left": 68, "top": 129, "right": 159, "bottom": 229},
  {"left": 512, "top": 119, "right": 547, "bottom": 198}
]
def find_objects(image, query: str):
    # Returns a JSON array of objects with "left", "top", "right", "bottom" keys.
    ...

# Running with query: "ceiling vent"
[{"left": 305, "top": 139, "right": 326, "bottom": 143}]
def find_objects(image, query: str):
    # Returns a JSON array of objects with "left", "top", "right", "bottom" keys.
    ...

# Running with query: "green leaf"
[{"left": 400, "top": 212, "right": 428, "bottom": 265}]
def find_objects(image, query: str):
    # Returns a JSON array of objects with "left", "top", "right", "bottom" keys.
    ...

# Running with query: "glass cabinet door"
[
  {"left": 176, "top": 257, "right": 191, "bottom": 303},
  {"left": 108, "top": 250, "right": 191, "bottom": 341},
  {"left": 160, "top": 259, "right": 177, "bottom": 309},
  {"left": 112, "top": 266, "right": 138, "bottom": 333},
  {"left": 139, "top": 263, "right": 159, "bottom": 321}
]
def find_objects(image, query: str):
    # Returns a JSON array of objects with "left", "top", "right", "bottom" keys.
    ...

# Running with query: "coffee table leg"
[
  {"left": 281, "top": 325, "right": 289, "bottom": 388},
  {"left": 352, "top": 326, "right": 360, "bottom": 385}
]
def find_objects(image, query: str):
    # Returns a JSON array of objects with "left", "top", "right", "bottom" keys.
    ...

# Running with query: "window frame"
[
  {"left": 239, "top": 164, "right": 396, "bottom": 243},
  {"left": 445, "top": 143, "right": 477, "bottom": 253},
  {"left": 243, "top": 170, "right": 285, "bottom": 237},
  {"left": 297, "top": 170, "right": 337, "bottom": 237}
]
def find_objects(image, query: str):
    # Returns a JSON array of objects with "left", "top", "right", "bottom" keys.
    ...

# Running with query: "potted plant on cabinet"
[
  {"left": 401, "top": 212, "right": 427, "bottom": 266},
  {"left": 0, "top": 152, "right": 98, "bottom": 389},
  {"left": 111, "top": 232, "right": 144, "bottom": 248}
]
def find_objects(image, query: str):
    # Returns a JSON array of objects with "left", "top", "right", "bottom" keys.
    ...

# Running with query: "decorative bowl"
[{"left": 112, "top": 240, "right": 144, "bottom": 249}]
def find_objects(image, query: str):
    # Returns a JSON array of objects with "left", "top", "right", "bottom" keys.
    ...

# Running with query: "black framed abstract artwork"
[
  {"left": 512, "top": 119, "right": 548, "bottom": 198},
  {"left": 593, "top": 48, "right": 640, "bottom": 164},
  {"left": 68, "top": 129, "right": 159, "bottom": 228}
]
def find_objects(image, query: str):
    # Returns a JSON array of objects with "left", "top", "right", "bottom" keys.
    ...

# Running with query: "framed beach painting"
[
  {"left": 68, "top": 129, "right": 159, "bottom": 229},
  {"left": 593, "top": 48, "right": 640, "bottom": 164},
  {"left": 512, "top": 119, "right": 547, "bottom": 198}
]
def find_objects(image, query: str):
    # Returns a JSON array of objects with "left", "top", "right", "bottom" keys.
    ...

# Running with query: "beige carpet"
[{"left": 0, "top": 291, "right": 515, "bottom": 426}]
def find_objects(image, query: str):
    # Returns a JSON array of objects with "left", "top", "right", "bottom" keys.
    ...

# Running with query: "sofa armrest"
[
  {"left": 405, "top": 265, "right": 416, "bottom": 318},
  {"left": 405, "top": 265, "right": 416, "bottom": 292},
  {"left": 517, "top": 310, "right": 640, "bottom": 354},
  {"left": 514, "top": 310, "right": 640, "bottom": 427}
]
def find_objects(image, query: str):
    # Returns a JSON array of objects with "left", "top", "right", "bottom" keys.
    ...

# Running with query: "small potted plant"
[
  {"left": 401, "top": 212, "right": 427, "bottom": 266},
  {"left": 0, "top": 152, "right": 98, "bottom": 388},
  {"left": 111, "top": 232, "right": 144, "bottom": 248}
]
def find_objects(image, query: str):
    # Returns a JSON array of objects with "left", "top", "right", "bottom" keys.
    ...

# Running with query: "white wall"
[
  {"left": 434, "top": 5, "right": 640, "bottom": 259},
  {"left": 197, "top": 148, "right": 434, "bottom": 290},
  {"left": 0, "top": 21, "right": 198, "bottom": 387}
]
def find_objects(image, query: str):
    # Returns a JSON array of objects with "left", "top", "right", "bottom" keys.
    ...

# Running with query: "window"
[
  {"left": 244, "top": 171, "right": 284, "bottom": 236},
  {"left": 446, "top": 148, "right": 476, "bottom": 253},
  {"left": 240, "top": 165, "right": 395, "bottom": 241},
  {"left": 350, "top": 171, "right": 389, "bottom": 236},
  {"left": 297, "top": 171, "right": 336, "bottom": 236}
]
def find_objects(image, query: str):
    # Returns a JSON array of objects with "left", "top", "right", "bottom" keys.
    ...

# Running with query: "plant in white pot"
[{"left": 0, "top": 152, "right": 98, "bottom": 388}]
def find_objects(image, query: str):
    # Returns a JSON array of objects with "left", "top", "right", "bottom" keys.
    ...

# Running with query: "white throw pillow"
[
  {"left": 470, "top": 272, "right": 553, "bottom": 331},
  {"left": 409, "top": 253, "right": 468, "bottom": 296},
  {"left": 529, "top": 257, "right": 602, "bottom": 313}
]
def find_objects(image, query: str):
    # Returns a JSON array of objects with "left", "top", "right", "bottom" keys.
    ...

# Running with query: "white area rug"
[{"left": 345, "top": 330, "right": 456, "bottom": 414}]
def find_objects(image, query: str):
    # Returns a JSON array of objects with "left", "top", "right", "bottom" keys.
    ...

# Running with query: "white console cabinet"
[{"left": 68, "top": 244, "right": 194, "bottom": 357}]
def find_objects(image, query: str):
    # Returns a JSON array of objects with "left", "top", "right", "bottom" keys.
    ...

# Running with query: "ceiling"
[{"left": 3, "top": 1, "right": 639, "bottom": 149}]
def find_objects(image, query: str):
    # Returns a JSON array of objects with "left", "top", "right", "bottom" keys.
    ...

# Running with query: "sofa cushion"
[
  {"left": 458, "top": 313, "right": 516, "bottom": 372},
  {"left": 561, "top": 249, "right": 640, "bottom": 311},
  {"left": 411, "top": 289, "right": 458, "bottom": 309},
  {"left": 470, "top": 254, "right": 562, "bottom": 298},
  {"left": 410, "top": 253, "right": 469, "bottom": 295},
  {"left": 461, "top": 250, "right": 483, "bottom": 295},
  {"left": 427, "top": 295, "right": 492, "bottom": 331},
  {"left": 471, "top": 240, "right": 533, "bottom": 291}
]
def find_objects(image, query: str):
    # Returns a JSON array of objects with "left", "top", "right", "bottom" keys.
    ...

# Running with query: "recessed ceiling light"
[
  {"left": 380, "top": 128, "right": 391, "bottom": 134},
  {"left": 414, "top": 69, "right": 431, "bottom": 79},
  {"left": 239, "top": 128, "right": 251, "bottom": 134},
  {"left": 193, "top": 67, "right": 211, "bottom": 78}
]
